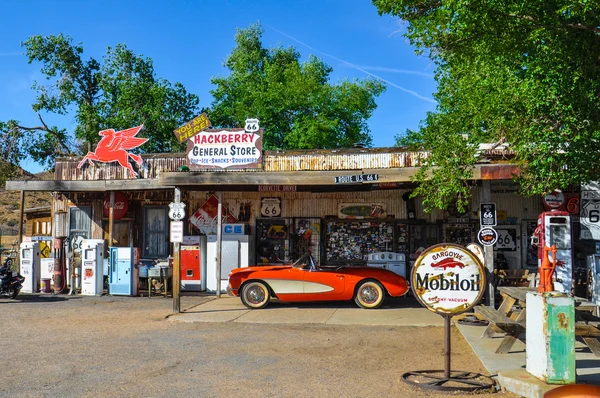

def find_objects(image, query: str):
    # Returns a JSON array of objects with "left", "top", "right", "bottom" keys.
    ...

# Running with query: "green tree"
[
  {"left": 374, "top": 1, "right": 600, "bottom": 211},
  {"left": 0, "top": 34, "right": 200, "bottom": 171},
  {"left": 208, "top": 23, "right": 386, "bottom": 150}
]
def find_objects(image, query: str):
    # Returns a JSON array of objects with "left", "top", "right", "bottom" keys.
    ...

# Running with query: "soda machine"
[
  {"left": 109, "top": 247, "right": 139, "bottom": 296},
  {"left": 20, "top": 242, "right": 41, "bottom": 293},
  {"left": 81, "top": 239, "right": 105, "bottom": 296},
  {"left": 207, "top": 224, "right": 251, "bottom": 293},
  {"left": 180, "top": 236, "right": 205, "bottom": 292}
]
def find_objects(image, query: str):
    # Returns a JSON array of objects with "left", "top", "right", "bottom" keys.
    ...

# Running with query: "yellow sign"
[
  {"left": 174, "top": 113, "right": 212, "bottom": 143},
  {"left": 39, "top": 241, "right": 51, "bottom": 258}
]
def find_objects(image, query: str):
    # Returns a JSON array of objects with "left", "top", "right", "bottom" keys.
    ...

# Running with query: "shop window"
[
  {"left": 46, "top": 221, "right": 52, "bottom": 236},
  {"left": 325, "top": 220, "right": 394, "bottom": 264},
  {"left": 69, "top": 206, "right": 92, "bottom": 250},
  {"left": 292, "top": 218, "right": 321, "bottom": 265},
  {"left": 143, "top": 206, "right": 169, "bottom": 259},
  {"left": 34, "top": 221, "right": 40, "bottom": 235},
  {"left": 41, "top": 221, "right": 46, "bottom": 235},
  {"left": 256, "top": 218, "right": 291, "bottom": 264}
]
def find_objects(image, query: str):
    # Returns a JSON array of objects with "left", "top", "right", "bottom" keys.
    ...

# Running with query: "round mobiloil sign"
[{"left": 411, "top": 243, "right": 486, "bottom": 316}]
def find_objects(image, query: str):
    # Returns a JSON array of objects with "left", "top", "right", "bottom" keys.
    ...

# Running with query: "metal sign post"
[
  {"left": 171, "top": 188, "right": 181, "bottom": 314},
  {"left": 403, "top": 243, "right": 494, "bottom": 392}
]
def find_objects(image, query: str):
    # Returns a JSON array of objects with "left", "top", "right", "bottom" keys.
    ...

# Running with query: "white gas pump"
[
  {"left": 81, "top": 239, "right": 105, "bottom": 296},
  {"left": 20, "top": 242, "right": 41, "bottom": 293}
]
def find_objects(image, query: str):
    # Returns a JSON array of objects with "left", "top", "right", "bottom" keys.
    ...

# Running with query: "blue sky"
[{"left": 0, "top": 0, "right": 438, "bottom": 173}]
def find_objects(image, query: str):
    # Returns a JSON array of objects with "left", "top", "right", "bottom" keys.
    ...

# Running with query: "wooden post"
[
  {"left": 17, "top": 190, "right": 25, "bottom": 246},
  {"left": 482, "top": 180, "right": 495, "bottom": 308},
  {"left": 108, "top": 192, "right": 115, "bottom": 248},
  {"left": 173, "top": 188, "right": 181, "bottom": 313},
  {"left": 216, "top": 191, "right": 223, "bottom": 298}
]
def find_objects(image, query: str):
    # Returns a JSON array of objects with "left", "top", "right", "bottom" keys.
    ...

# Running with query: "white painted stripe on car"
[{"left": 263, "top": 279, "right": 334, "bottom": 294}]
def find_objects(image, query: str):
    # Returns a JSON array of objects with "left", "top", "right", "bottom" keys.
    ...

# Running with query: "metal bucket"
[{"left": 40, "top": 279, "right": 52, "bottom": 293}]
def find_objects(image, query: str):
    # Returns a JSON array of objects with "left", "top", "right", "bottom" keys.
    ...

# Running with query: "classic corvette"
[{"left": 227, "top": 252, "right": 409, "bottom": 309}]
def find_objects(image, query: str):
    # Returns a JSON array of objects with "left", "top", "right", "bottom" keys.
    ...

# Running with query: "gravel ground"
[{"left": 1, "top": 293, "right": 516, "bottom": 398}]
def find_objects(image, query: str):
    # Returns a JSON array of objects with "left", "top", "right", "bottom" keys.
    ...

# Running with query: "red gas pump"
[{"left": 532, "top": 210, "right": 573, "bottom": 294}]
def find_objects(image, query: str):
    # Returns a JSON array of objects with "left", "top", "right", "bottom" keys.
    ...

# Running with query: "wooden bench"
[{"left": 474, "top": 305, "right": 526, "bottom": 354}]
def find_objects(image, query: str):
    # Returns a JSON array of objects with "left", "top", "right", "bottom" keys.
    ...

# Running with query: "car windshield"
[{"left": 292, "top": 252, "right": 316, "bottom": 270}]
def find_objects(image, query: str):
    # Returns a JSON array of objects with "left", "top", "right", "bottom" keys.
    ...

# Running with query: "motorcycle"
[{"left": 0, "top": 262, "right": 24, "bottom": 299}]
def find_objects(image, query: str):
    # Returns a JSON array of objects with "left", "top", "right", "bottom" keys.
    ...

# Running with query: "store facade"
[{"left": 9, "top": 146, "right": 568, "bottom": 282}]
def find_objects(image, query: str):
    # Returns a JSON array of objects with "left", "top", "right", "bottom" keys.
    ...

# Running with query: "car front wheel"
[
  {"left": 354, "top": 280, "right": 385, "bottom": 309},
  {"left": 240, "top": 281, "right": 270, "bottom": 309}
]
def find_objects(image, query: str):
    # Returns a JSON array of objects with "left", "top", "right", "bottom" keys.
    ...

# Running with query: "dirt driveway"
[{"left": 1, "top": 293, "right": 515, "bottom": 398}]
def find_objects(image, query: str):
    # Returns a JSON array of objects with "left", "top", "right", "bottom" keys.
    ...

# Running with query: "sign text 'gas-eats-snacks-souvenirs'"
[
  {"left": 411, "top": 243, "right": 486, "bottom": 316},
  {"left": 186, "top": 127, "right": 263, "bottom": 169}
]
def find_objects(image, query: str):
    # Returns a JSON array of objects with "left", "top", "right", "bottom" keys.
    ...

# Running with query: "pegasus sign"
[{"left": 77, "top": 125, "right": 148, "bottom": 178}]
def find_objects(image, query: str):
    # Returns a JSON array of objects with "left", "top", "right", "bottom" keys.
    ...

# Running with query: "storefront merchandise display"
[
  {"left": 256, "top": 218, "right": 290, "bottom": 264},
  {"left": 325, "top": 220, "right": 394, "bottom": 263},
  {"left": 443, "top": 223, "right": 475, "bottom": 247}
]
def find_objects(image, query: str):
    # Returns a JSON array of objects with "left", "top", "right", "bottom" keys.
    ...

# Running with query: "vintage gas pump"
[
  {"left": 20, "top": 242, "right": 41, "bottom": 293},
  {"left": 532, "top": 211, "right": 574, "bottom": 294},
  {"left": 80, "top": 239, "right": 105, "bottom": 296}
]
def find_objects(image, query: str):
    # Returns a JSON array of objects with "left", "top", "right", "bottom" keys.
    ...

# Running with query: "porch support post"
[
  {"left": 173, "top": 187, "right": 181, "bottom": 313},
  {"left": 482, "top": 180, "right": 495, "bottom": 308},
  {"left": 216, "top": 191, "right": 223, "bottom": 298}
]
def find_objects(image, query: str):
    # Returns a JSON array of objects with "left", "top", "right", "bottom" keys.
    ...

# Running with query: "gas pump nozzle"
[{"left": 539, "top": 245, "right": 557, "bottom": 293}]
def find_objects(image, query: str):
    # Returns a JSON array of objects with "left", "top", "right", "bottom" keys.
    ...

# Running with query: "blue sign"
[{"left": 223, "top": 224, "right": 249, "bottom": 235}]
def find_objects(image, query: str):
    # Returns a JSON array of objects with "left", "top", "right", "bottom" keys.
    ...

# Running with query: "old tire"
[
  {"left": 240, "top": 281, "right": 270, "bottom": 309},
  {"left": 354, "top": 280, "right": 385, "bottom": 309}
]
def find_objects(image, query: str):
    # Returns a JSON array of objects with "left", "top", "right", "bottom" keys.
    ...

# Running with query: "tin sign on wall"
[
  {"left": 411, "top": 243, "right": 486, "bottom": 316},
  {"left": 477, "top": 227, "right": 498, "bottom": 246}
]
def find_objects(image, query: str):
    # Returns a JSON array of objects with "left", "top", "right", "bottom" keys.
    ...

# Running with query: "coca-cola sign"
[
  {"left": 411, "top": 243, "right": 486, "bottom": 316},
  {"left": 103, "top": 192, "right": 129, "bottom": 220}
]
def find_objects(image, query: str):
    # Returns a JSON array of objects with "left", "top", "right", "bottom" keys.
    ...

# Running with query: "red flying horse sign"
[{"left": 77, "top": 125, "right": 148, "bottom": 177}]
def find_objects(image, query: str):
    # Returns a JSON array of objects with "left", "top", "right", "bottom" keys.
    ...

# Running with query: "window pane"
[{"left": 143, "top": 207, "right": 169, "bottom": 258}]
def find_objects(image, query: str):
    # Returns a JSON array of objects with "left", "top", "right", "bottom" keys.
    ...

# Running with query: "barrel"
[{"left": 40, "top": 279, "right": 52, "bottom": 293}]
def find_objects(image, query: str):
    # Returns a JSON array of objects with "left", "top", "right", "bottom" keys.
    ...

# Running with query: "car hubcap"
[
  {"left": 360, "top": 285, "right": 379, "bottom": 304},
  {"left": 247, "top": 286, "right": 265, "bottom": 304}
]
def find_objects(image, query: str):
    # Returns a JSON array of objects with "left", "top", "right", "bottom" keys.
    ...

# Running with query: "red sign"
[
  {"left": 189, "top": 195, "right": 237, "bottom": 234},
  {"left": 77, "top": 125, "right": 148, "bottom": 178},
  {"left": 542, "top": 191, "right": 579, "bottom": 214},
  {"left": 103, "top": 192, "right": 129, "bottom": 220}
]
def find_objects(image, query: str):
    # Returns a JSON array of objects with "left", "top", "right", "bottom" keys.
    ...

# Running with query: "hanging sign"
[
  {"left": 411, "top": 243, "right": 486, "bottom": 315},
  {"left": 261, "top": 198, "right": 281, "bottom": 217},
  {"left": 77, "top": 125, "right": 148, "bottom": 178},
  {"left": 334, "top": 174, "right": 379, "bottom": 184},
  {"left": 103, "top": 192, "right": 129, "bottom": 220},
  {"left": 477, "top": 227, "right": 498, "bottom": 246},
  {"left": 173, "top": 113, "right": 212, "bottom": 143}
]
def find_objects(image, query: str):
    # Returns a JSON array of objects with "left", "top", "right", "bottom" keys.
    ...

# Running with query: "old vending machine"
[
  {"left": 180, "top": 236, "right": 205, "bottom": 292},
  {"left": 533, "top": 211, "right": 573, "bottom": 293},
  {"left": 20, "top": 242, "right": 41, "bottom": 293},
  {"left": 81, "top": 239, "right": 105, "bottom": 296},
  {"left": 109, "top": 247, "right": 139, "bottom": 296},
  {"left": 207, "top": 224, "right": 251, "bottom": 293}
]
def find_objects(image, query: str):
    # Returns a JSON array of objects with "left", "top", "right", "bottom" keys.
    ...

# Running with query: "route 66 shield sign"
[
  {"left": 261, "top": 197, "right": 281, "bottom": 217},
  {"left": 168, "top": 202, "right": 186, "bottom": 221},
  {"left": 245, "top": 118, "right": 260, "bottom": 133}
]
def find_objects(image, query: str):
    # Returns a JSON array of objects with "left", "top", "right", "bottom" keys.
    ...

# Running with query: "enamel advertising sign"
[
  {"left": 78, "top": 125, "right": 148, "bottom": 178},
  {"left": 189, "top": 195, "right": 237, "bottom": 239},
  {"left": 186, "top": 124, "right": 263, "bottom": 169},
  {"left": 411, "top": 243, "right": 486, "bottom": 316}
]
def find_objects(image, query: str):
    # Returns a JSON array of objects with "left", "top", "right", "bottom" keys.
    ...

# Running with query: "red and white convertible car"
[{"left": 227, "top": 252, "right": 409, "bottom": 309}]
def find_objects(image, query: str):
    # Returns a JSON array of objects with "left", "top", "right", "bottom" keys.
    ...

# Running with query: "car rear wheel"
[
  {"left": 354, "top": 280, "right": 385, "bottom": 309},
  {"left": 240, "top": 281, "right": 270, "bottom": 309}
]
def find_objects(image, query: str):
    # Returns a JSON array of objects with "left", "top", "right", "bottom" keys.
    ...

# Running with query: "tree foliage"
[
  {"left": 208, "top": 23, "right": 386, "bottom": 150},
  {"left": 0, "top": 34, "right": 200, "bottom": 172},
  {"left": 374, "top": 0, "right": 600, "bottom": 211}
]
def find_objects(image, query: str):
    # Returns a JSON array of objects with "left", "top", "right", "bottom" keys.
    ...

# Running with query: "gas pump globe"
[{"left": 533, "top": 211, "right": 573, "bottom": 294}]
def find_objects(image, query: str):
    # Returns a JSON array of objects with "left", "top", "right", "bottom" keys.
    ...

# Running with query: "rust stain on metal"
[
  {"left": 480, "top": 165, "right": 520, "bottom": 180},
  {"left": 557, "top": 312, "right": 568, "bottom": 330}
]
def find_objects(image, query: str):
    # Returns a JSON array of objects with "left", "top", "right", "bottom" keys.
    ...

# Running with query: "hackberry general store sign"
[
  {"left": 186, "top": 119, "right": 263, "bottom": 169},
  {"left": 411, "top": 243, "right": 486, "bottom": 316}
]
